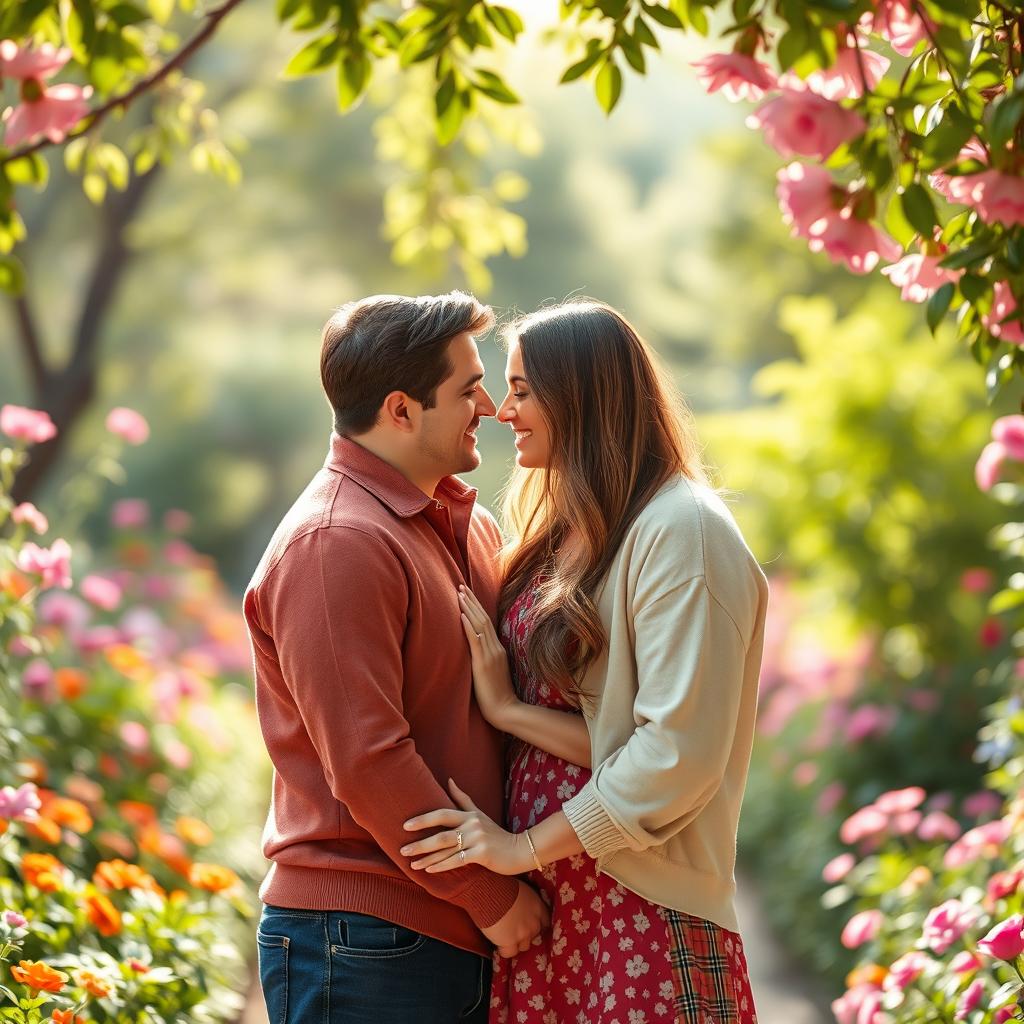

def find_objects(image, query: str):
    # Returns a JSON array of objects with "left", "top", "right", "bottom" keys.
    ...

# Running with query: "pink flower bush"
[
  {"left": 944, "top": 819, "right": 1013, "bottom": 869},
  {"left": 974, "top": 414, "right": 1024, "bottom": 492},
  {"left": 946, "top": 170, "right": 1024, "bottom": 227},
  {"left": 868, "top": 0, "right": 934, "bottom": 55},
  {"left": 844, "top": 704, "right": 898, "bottom": 743},
  {"left": 776, "top": 161, "right": 839, "bottom": 240},
  {"left": 823, "top": 852, "right": 856, "bottom": 883},
  {"left": 917, "top": 811, "right": 962, "bottom": 843},
  {"left": 875, "top": 787, "right": 925, "bottom": 815},
  {"left": 796, "top": 42, "right": 890, "bottom": 101},
  {"left": 960, "top": 568, "right": 995, "bottom": 594},
  {"left": 81, "top": 574, "right": 122, "bottom": 612},
  {"left": 111, "top": 498, "right": 150, "bottom": 530},
  {"left": 747, "top": 88, "right": 866, "bottom": 160},
  {"left": 976, "top": 441, "right": 1008, "bottom": 493},
  {"left": 1, "top": 910, "right": 27, "bottom": 930},
  {"left": 983, "top": 281, "right": 1024, "bottom": 346},
  {"left": 691, "top": 52, "right": 777, "bottom": 102},
  {"left": 842, "top": 908, "right": 884, "bottom": 949},
  {"left": 929, "top": 140, "right": 989, "bottom": 200},
  {"left": 883, "top": 950, "right": 930, "bottom": 990},
  {"left": 0, "top": 40, "right": 93, "bottom": 148},
  {"left": 954, "top": 978, "right": 985, "bottom": 1021},
  {"left": 105, "top": 407, "right": 150, "bottom": 445},
  {"left": 0, "top": 405, "right": 56, "bottom": 444},
  {"left": 832, "top": 982, "right": 884, "bottom": 1024},
  {"left": 808, "top": 211, "right": 902, "bottom": 275},
  {"left": 0, "top": 783, "right": 41, "bottom": 822},
  {"left": 977, "top": 914, "right": 1024, "bottom": 961},
  {"left": 950, "top": 951, "right": 983, "bottom": 974},
  {"left": 963, "top": 790, "right": 1005, "bottom": 820},
  {"left": 11, "top": 502, "right": 48, "bottom": 534},
  {"left": 16, "top": 538, "right": 72, "bottom": 590},
  {"left": 922, "top": 899, "right": 980, "bottom": 954},
  {"left": 881, "top": 249, "right": 961, "bottom": 303}
]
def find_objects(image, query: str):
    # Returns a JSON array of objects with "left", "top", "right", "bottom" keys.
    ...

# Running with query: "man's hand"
[{"left": 481, "top": 880, "right": 550, "bottom": 958}]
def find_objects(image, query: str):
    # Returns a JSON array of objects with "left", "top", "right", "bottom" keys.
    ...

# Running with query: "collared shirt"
[{"left": 244, "top": 434, "right": 518, "bottom": 955}]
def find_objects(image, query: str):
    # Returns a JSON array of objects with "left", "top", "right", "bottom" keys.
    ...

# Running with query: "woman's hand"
[
  {"left": 401, "top": 779, "right": 533, "bottom": 876},
  {"left": 458, "top": 584, "right": 519, "bottom": 728}
]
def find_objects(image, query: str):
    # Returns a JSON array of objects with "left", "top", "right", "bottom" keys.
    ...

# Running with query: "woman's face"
[{"left": 497, "top": 341, "right": 552, "bottom": 469}]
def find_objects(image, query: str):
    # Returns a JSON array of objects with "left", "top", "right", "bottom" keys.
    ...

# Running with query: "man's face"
[{"left": 416, "top": 331, "right": 496, "bottom": 478}]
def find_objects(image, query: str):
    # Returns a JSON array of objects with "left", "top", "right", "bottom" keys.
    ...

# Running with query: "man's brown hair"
[{"left": 320, "top": 292, "right": 494, "bottom": 436}]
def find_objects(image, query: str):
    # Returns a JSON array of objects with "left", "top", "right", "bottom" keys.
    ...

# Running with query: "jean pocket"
[
  {"left": 257, "top": 931, "right": 290, "bottom": 1024},
  {"left": 331, "top": 912, "right": 427, "bottom": 959}
]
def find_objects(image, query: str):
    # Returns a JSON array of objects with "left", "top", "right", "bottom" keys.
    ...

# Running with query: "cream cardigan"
[{"left": 561, "top": 475, "right": 769, "bottom": 933}]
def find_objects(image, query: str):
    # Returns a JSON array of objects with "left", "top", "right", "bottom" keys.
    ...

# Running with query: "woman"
[{"left": 400, "top": 300, "right": 768, "bottom": 1023}]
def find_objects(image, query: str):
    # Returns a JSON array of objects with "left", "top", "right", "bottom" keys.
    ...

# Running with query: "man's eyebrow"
[{"left": 460, "top": 372, "right": 485, "bottom": 389}]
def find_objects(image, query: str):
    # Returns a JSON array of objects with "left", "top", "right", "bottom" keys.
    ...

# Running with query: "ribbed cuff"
[
  {"left": 451, "top": 869, "right": 520, "bottom": 929},
  {"left": 562, "top": 781, "right": 628, "bottom": 861}
]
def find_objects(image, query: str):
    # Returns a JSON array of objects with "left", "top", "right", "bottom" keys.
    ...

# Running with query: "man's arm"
[{"left": 259, "top": 526, "right": 519, "bottom": 929}]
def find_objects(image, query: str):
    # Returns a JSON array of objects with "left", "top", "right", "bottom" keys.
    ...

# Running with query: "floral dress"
[{"left": 489, "top": 581, "right": 759, "bottom": 1024}]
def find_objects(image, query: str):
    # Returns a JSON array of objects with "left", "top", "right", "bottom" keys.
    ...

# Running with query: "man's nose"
[{"left": 478, "top": 388, "right": 497, "bottom": 418}]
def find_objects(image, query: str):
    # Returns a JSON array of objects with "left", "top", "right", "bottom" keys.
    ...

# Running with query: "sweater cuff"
[
  {"left": 451, "top": 870, "right": 520, "bottom": 929},
  {"left": 562, "top": 781, "right": 629, "bottom": 861}
]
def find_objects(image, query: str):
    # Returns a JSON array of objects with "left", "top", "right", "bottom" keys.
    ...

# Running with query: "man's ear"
[{"left": 380, "top": 391, "right": 418, "bottom": 434}]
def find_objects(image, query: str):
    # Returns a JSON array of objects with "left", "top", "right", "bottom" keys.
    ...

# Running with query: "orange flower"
[
  {"left": 27, "top": 816, "right": 61, "bottom": 844},
  {"left": 93, "top": 859, "right": 162, "bottom": 895},
  {"left": 139, "top": 825, "right": 191, "bottom": 876},
  {"left": 22, "top": 852, "right": 64, "bottom": 891},
  {"left": 96, "top": 830, "right": 136, "bottom": 860},
  {"left": 54, "top": 667, "right": 88, "bottom": 700},
  {"left": 63, "top": 775, "right": 102, "bottom": 804},
  {"left": 104, "top": 644, "right": 149, "bottom": 678},
  {"left": 17, "top": 757, "right": 47, "bottom": 784},
  {"left": 97, "top": 754, "right": 121, "bottom": 780},
  {"left": 0, "top": 569, "right": 33, "bottom": 599},
  {"left": 72, "top": 967, "right": 114, "bottom": 998},
  {"left": 83, "top": 892, "right": 122, "bottom": 936},
  {"left": 116, "top": 800, "right": 156, "bottom": 828},
  {"left": 52, "top": 1010, "right": 86, "bottom": 1024},
  {"left": 45, "top": 797, "right": 93, "bottom": 834},
  {"left": 846, "top": 963, "right": 888, "bottom": 988},
  {"left": 10, "top": 960, "right": 68, "bottom": 992},
  {"left": 189, "top": 862, "right": 240, "bottom": 894},
  {"left": 175, "top": 816, "right": 213, "bottom": 846},
  {"left": 0, "top": 819, "right": 8, "bottom": 836}
]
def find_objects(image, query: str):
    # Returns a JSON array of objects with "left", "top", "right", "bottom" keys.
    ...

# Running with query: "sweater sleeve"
[
  {"left": 561, "top": 576, "right": 748, "bottom": 860},
  {"left": 260, "top": 527, "right": 518, "bottom": 928}
]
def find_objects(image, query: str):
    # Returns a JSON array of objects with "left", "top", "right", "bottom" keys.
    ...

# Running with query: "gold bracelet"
[{"left": 524, "top": 828, "right": 544, "bottom": 872}]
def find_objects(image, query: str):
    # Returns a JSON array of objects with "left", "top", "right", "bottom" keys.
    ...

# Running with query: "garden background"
[{"left": 5, "top": 0, "right": 1024, "bottom": 1021}]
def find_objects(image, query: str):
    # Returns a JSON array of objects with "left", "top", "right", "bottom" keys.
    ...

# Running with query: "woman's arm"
[{"left": 458, "top": 585, "right": 591, "bottom": 768}]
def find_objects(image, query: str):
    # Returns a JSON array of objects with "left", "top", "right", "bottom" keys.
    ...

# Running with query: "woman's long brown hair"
[{"left": 499, "top": 300, "right": 708, "bottom": 703}]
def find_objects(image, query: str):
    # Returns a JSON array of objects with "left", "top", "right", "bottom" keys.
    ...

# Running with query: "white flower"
[{"left": 625, "top": 955, "right": 650, "bottom": 979}]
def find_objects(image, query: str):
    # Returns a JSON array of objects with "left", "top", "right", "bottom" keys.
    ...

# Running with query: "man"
[{"left": 244, "top": 292, "right": 549, "bottom": 1023}]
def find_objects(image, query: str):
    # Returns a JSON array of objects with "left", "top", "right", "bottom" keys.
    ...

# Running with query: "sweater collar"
[{"left": 323, "top": 433, "right": 478, "bottom": 518}]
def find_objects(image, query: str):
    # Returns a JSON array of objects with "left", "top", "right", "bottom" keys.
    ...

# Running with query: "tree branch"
[
  {"left": 0, "top": 0, "right": 247, "bottom": 167},
  {"left": 11, "top": 292, "right": 49, "bottom": 395}
]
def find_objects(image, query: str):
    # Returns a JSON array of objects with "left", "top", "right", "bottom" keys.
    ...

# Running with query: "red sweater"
[{"left": 244, "top": 434, "right": 518, "bottom": 955}]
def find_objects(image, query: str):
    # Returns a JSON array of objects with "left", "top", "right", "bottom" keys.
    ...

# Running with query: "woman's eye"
[{"left": 513, "top": 391, "right": 528, "bottom": 399}]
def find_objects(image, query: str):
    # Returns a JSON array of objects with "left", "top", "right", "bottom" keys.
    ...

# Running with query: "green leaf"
[
  {"left": 940, "top": 238, "right": 1000, "bottom": 270},
  {"left": 899, "top": 183, "right": 937, "bottom": 237},
  {"left": 595, "top": 59, "right": 622, "bottom": 113},
  {"left": 959, "top": 273, "right": 989, "bottom": 303},
  {"left": 990, "top": 91, "right": 1024, "bottom": 153},
  {"left": 473, "top": 68, "right": 519, "bottom": 104},
  {"left": 640, "top": 2, "right": 682, "bottom": 28},
  {"left": 632, "top": 16, "right": 658, "bottom": 48},
  {"left": 0, "top": 257, "right": 23, "bottom": 296},
  {"left": 436, "top": 91, "right": 466, "bottom": 145},
  {"left": 107, "top": 2, "right": 149, "bottom": 25},
  {"left": 926, "top": 281, "right": 954, "bottom": 333},
  {"left": 148, "top": 0, "right": 174, "bottom": 23},
  {"left": 337, "top": 50, "right": 370, "bottom": 110},
  {"left": 83, "top": 171, "right": 107, "bottom": 204},
  {"left": 484, "top": 5, "right": 523, "bottom": 41},
  {"left": 990, "top": 588, "right": 1024, "bottom": 614},
  {"left": 619, "top": 34, "right": 645, "bottom": 73},
  {"left": 560, "top": 45, "right": 603, "bottom": 83},
  {"left": 283, "top": 33, "right": 342, "bottom": 77},
  {"left": 5, "top": 153, "right": 48, "bottom": 189},
  {"left": 776, "top": 26, "right": 809, "bottom": 73}
]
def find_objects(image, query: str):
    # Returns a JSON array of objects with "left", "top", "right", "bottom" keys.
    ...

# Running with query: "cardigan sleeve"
[{"left": 561, "top": 575, "right": 749, "bottom": 860}]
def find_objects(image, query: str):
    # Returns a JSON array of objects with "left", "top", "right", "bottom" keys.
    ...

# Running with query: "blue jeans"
[{"left": 257, "top": 905, "right": 490, "bottom": 1024}]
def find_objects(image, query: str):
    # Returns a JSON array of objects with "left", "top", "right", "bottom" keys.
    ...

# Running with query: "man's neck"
[{"left": 349, "top": 433, "right": 441, "bottom": 498}]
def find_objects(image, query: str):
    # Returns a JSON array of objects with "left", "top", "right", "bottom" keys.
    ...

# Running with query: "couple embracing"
[{"left": 244, "top": 292, "right": 769, "bottom": 1024}]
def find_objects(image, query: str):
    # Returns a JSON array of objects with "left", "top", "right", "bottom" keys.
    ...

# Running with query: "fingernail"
[{"left": 400, "top": 847, "right": 410, "bottom": 855}]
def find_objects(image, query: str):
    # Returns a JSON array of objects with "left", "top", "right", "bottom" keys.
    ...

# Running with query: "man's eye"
[{"left": 465, "top": 389, "right": 478, "bottom": 397}]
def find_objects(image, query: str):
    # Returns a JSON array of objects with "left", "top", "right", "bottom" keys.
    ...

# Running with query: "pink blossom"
[
  {"left": 964, "top": 790, "right": 1004, "bottom": 820},
  {"left": 11, "top": 502, "right": 48, "bottom": 534},
  {"left": 162, "top": 737, "right": 193, "bottom": 770},
  {"left": 163, "top": 509, "right": 192, "bottom": 534},
  {"left": 980, "top": 617, "right": 1004, "bottom": 649},
  {"left": 798, "top": 43, "right": 890, "bottom": 101},
  {"left": 960, "top": 568, "right": 995, "bottom": 594},
  {"left": 776, "top": 161, "right": 840, "bottom": 239},
  {"left": 0, "top": 404, "right": 56, "bottom": 444},
  {"left": 947, "top": 170, "right": 1024, "bottom": 227},
  {"left": 832, "top": 983, "right": 884, "bottom": 1024},
  {"left": 747, "top": 88, "right": 866, "bottom": 160},
  {"left": 808, "top": 211, "right": 903, "bottom": 274},
  {"left": 844, "top": 704, "right": 897, "bottom": 743},
  {"left": 841, "top": 804, "right": 889, "bottom": 845},
  {"left": 976, "top": 442, "right": 1008, "bottom": 492},
  {"left": 817, "top": 781, "right": 846, "bottom": 815},
  {"left": 792, "top": 760, "right": 818, "bottom": 787},
  {"left": 16, "top": 538, "right": 72, "bottom": 590},
  {"left": 105, "top": 407, "right": 150, "bottom": 445},
  {"left": 0, "top": 782, "right": 41, "bottom": 822},
  {"left": 881, "top": 251, "right": 961, "bottom": 303},
  {"left": 869, "top": 0, "right": 934, "bottom": 56},
  {"left": 7, "top": 636, "right": 32, "bottom": 657},
  {"left": 80, "top": 574, "right": 122, "bottom": 612},
  {"left": 4, "top": 81, "right": 93, "bottom": 148},
  {"left": 76, "top": 625, "right": 123, "bottom": 654},
  {"left": 823, "top": 853, "right": 856, "bottom": 883},
  {"left": 917, "top": 811, "right": 962, "bottom": 842},
  {"left": 923, "top": 899, "right": 980, "bottom": 954},
  {"left": 841, "top": 908, "right": 883, "bottom": 949},
  {"left": 905, "top": 688, "right": 939, "bottom": 713},
  {"left": 21, "top": 658, "right": 52, "bottom": 700},
  {"left": 983, "top": 281, "right": 1024, "bottom": 347},
  {"left": 945, "top": 819, "right": 1012, "bottom": 869},
  {"left": 929, "top": 140, "right": 990, "bottom": 200},
  {"left": 890, "top": 809, "right": 922, "bottom": 835},
  {"left": 875, "top": 786, "right": 925, "bottom": 815},
  {"left": 955, "top": 978, "right": 985, "bottom": 1021},
  {"left": 978, "top": 914, "right": 1024, "bottom": 961},
  {"left": 164, "top": 539, "right": 196, "bottom": 566},
  {"left": 995, "top": 1009, "right": 1016, "bottom": 1024},
  {"left": 993, "top": 417, "right": 1024, "bottom": 462},
  {"left": 119, "top": 720, "right": 150, "bottom": 753},
  {"left": 1, "top": 910, "right": 27, "bottom": 930},
  {"left": 950, "top": 951, "right": 982, "bottom": 974},
  {"left": 37, "top": 591, "right": 91, "bottom": 632},
  {"left": 111, "top": 498, "right": 149, "bottom": 530},
  {"left": 691, "top": 52, "right": 778, "bottom": 102},
  {"left": 883, "top": 950, "right": 930, "bottom": 990},
  {"left": 0, "top": 40, "right": 70, "bottom": 80}
]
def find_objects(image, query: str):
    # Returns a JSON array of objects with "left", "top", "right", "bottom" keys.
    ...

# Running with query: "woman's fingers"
[
  {"left": 400, "top": 829, "right": 461, "bottom": 858},
  {"left": 403, "top": 808, "right": 467, "bottom": 832},
  {"left": 410, "top": 847, "right": 463, "bottom": 871},
  {"left": 448, "top": 778, "right": 478, "bottom": 811},
  {"left": 457, "top": 588, "right": 489, "bottom": 633}
]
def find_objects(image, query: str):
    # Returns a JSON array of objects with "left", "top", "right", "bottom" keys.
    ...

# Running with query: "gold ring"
[{"left": 456, "top": 831, "right": 463, "bottom": 851}]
